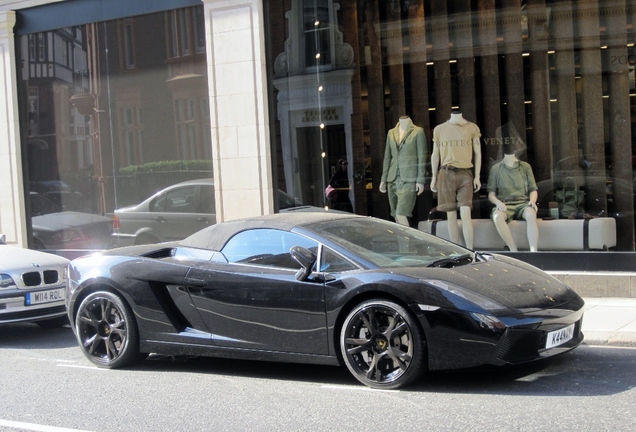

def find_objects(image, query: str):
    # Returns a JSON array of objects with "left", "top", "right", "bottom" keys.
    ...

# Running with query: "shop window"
[
  {"left": 266, "top": 0, "right": 636, "bottom": 253},
  {"left": 17, "top": 5, "right": 213, "bottom": 251}
]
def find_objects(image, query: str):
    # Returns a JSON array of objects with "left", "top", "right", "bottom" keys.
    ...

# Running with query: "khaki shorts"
[
  {"left": 388, "top": 179, "right": 417, "bottom": 217},
  {"left": 436, "top": 168, "right": 474, "bottom": 212},
  {"left": 491, "top": 200, "right": 530, "bottom": 223}
]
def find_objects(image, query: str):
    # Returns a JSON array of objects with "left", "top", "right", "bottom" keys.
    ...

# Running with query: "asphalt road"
[{"left": 1, "top": 323, "right": 635, "bottom": 432}]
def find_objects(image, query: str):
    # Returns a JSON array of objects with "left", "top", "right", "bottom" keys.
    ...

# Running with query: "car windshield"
[{"left": 308, "top": 217, "right": 473, "bottom": 268}]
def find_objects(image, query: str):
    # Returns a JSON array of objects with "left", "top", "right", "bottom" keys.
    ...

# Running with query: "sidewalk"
[{"left": 581, "top": 298, "right": 636, "bottom": 347}]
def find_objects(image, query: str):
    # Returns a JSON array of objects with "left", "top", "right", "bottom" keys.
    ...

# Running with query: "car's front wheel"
[
  {"left": 75, "top": 291, "right": 142, "bottom": 368},
  {"left": 340, "top": 299, "right": 426, "bottom": 389}
]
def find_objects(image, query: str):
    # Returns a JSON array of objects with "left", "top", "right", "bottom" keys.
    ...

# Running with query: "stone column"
[
  {"left": 0, "top": 11, "right": 28, "bottom": 247},
  {"left": 202, "top": 0, "right": 274, "bottom": 221}
]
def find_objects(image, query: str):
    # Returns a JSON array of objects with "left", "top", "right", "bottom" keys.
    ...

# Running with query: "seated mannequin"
[{"left": 487, "top": 149, "right": 539, "bottom": 251}]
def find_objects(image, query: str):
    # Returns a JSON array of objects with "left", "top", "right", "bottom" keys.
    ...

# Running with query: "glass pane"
[
  {"left": 265, "top": 0, "right": 636, "bottom": 252},
  {"left": 18, "top": 5, "right": 213, "bottom": 251},
  {"left": 222, "top": 229, "right": 318, "bottom": 269}
]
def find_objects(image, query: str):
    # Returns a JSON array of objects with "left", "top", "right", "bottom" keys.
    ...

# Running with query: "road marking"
[
  {"left": 56, "top": 364, "right": 107, "bottom": 371},
  {"left": 0, "top": 419, "right": 95, "bottom": 432},
  {"left": 321, "top": 384, "right": 399, "bottom": 393}
]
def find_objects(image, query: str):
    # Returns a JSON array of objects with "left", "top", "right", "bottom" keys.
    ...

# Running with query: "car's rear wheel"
[
  {"left": 340, "top": 299, "right": 425, "bottom": 389},
  {"left": 75, "top": 291, "right": 142, "bottom": 368}
]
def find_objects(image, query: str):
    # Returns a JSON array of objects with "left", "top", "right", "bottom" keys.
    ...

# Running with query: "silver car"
[
  {"left": 0, "top": 234, "right": 69, "bottom": 327},
  {"left": 112, "top": 179, "right": 217, "bottom": 246},
  {"left": 112, "top": 178, "right": 319, "bottom": 246}
]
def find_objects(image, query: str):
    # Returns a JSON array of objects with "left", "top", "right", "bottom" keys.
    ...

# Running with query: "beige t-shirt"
[{"left": 433, "top": 121, "right": 481, "bottom": 168}]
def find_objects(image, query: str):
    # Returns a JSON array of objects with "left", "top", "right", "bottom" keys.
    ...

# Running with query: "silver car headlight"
[{"left": 0, "top": 273, "right": 17, "bottom": 289}]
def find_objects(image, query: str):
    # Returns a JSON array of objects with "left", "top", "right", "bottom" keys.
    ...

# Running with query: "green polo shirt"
[{"left": 487, "top": 160, "right": 537, "bottom": 202}]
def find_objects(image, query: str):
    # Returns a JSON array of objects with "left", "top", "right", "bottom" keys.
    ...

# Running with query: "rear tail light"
[{"left": 113, "top": 215, "right": 120, "bottom": 229}]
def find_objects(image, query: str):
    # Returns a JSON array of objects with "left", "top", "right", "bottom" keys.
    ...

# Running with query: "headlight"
[
  {"left": 471, "top": 312, "right": 506, "bottom": 330},
  {"left": 0, "top": 274, "right": 17, "bottom": 289},
  {"left": 427, "top": 280, "right": 506, "bottom": 312}
]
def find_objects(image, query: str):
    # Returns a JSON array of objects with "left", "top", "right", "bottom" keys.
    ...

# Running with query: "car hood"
[
  {"left": 391, "top": 254, "right": 580, "bottom": 312},
  {"left": 32, "top": 211, "right": 112, "bottom": 232},
  {"left": 0, "top": 244, "right": 69, "bottom": 271}
]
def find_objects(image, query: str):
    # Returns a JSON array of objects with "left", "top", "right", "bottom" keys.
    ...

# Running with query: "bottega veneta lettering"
[
  {"left": 482, "top": 137, "right": 525, "bottom": 146},
  {"left": 437, "top": 139, "right": 472, "bottom": 147}
]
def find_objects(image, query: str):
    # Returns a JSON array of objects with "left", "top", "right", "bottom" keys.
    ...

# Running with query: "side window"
[
  {"left": 320, "top": 247, "right": 357, "bottom": 273},
  {"left": 198, "top": 185, "right": 215, "bottom": 214},
  {"left": 221, "top": 229, "right": 318, "bottom": 270},
  {"left": 150, "top": 193, "right": 167, "bottom": 212},
  {"left": 165, "top": 186, "right": 196, "bottom": 213}
]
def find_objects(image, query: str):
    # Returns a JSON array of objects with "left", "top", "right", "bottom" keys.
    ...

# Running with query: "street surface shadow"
[
  {"left": 135, "top": 354, "right": 357, "bottom": 386},
  {"left": 129, "top": 345, "right": 635, "bottom": 396},
  {"left": 408, "top": 346, "right": 636, "bottom": 396},
  {"left": 0, "top": 322, "right": 77, "bottom": 349}
]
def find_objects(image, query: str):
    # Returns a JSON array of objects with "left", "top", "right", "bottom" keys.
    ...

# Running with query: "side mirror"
[{"left": 290, "top": 245, "right": 317, "bottom": 281}]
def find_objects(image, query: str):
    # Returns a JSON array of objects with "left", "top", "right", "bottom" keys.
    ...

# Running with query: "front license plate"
[
  {"left": 546, "top": 323, "right": 575, "bottom": 349},
  {"left": 25, "top": 288, "right": 66, "bottom": 306}
]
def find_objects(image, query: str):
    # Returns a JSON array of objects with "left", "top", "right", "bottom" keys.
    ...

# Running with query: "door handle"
[
  {"left": 154, "top": 216, "right": 166, "bottom": 222},
  {"left": 184, "top": 277, "right": 206, "bottom": 287}
]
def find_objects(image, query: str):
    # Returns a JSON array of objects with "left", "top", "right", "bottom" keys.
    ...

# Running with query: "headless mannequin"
[
  {"left": 488, "top": 153, "right": 539, "bottom": 252},
  {"left": 430, "top": 112, "right": 481, "bottom": 249},
  {"left": 380, "top": 116, "right": 425, "bottom": 226},
  {"left": 449, "top": 112, "right": 467, "bottom": 126}
]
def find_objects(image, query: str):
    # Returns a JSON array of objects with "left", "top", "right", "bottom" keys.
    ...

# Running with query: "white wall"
[
  {"left": 0, "top": 10, "right": 27, "bottom": 246},
  {"left": 202, "top": 0, "right": 274, "bottom": 221}
]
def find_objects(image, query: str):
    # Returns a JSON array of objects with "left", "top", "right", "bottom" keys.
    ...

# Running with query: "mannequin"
[
  {"left": 487, "top": 147, "right": 539, "bottom": 251},
  {"left": 380, "top": 115, "right": 427, "bottom": 226},
  {"left": 430, "top": 111, "right": 481, "bottom": 249}
]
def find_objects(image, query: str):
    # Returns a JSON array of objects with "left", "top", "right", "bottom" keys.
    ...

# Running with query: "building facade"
[{"left": 1, "top": 0, "right": 635, "bottom": 266}]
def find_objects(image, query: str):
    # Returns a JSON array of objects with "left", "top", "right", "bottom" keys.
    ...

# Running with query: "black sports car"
[{"left": 66, "top": 213, "right": 584, "bottom": 389}]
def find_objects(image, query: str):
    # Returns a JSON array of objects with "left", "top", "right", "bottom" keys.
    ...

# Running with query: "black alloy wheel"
[
  {"left": 340, "top": 299, "right": 425, "bottom": 389},
  {"left": 75, "top": 291, "right": 142, "bottom": 368}
]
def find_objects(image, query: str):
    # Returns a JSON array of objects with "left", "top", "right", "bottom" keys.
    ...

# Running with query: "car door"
[
  {"left": 150, "top": 184, "right": 214, "bottom": 241},
  {"left": 184, "top": 229, "right": 328, "bottom": 355}
]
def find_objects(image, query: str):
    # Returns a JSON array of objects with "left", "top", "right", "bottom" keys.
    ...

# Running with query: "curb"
[{"left": 582, "top": 332, "right": 636, "bottom": 348}]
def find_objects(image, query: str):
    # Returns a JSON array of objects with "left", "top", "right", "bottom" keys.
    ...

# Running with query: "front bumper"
[
  {"left": 495, "top": 309, "right": 584, "bottom": 364},
  {"left": 0, "top": 286, "right": 67, "bottom": 324},
  {"left": 421, "top": 303, "right": 585, "bottom": 371}
]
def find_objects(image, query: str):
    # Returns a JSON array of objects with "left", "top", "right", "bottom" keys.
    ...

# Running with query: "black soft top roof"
[{"left": 179, "top": 212, "right": 363, "bottom": 251}]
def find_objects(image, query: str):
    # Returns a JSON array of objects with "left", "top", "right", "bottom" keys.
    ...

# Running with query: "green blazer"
[{"left": 381, "top": 122, "right": 427, "bottom": 184}]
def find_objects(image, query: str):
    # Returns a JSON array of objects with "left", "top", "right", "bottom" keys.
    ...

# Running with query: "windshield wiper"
[{"left": 427, "top": 254, "right": 473, "bottom": 268}]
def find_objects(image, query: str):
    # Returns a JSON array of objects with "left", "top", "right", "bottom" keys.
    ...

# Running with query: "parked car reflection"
[
  {"left": 30, "top": 180, "right": 90, "bottom": 212},
  {"left": 30, "top": 192, "right": 113, "bottom": 250},
  {"left": 112, "top": 178, "right": 330, "bottom": 246}
]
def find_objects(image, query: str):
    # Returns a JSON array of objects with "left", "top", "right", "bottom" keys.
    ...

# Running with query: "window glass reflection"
[{"left": 18, "top": 6, "right": 213, "bottom": 251}]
